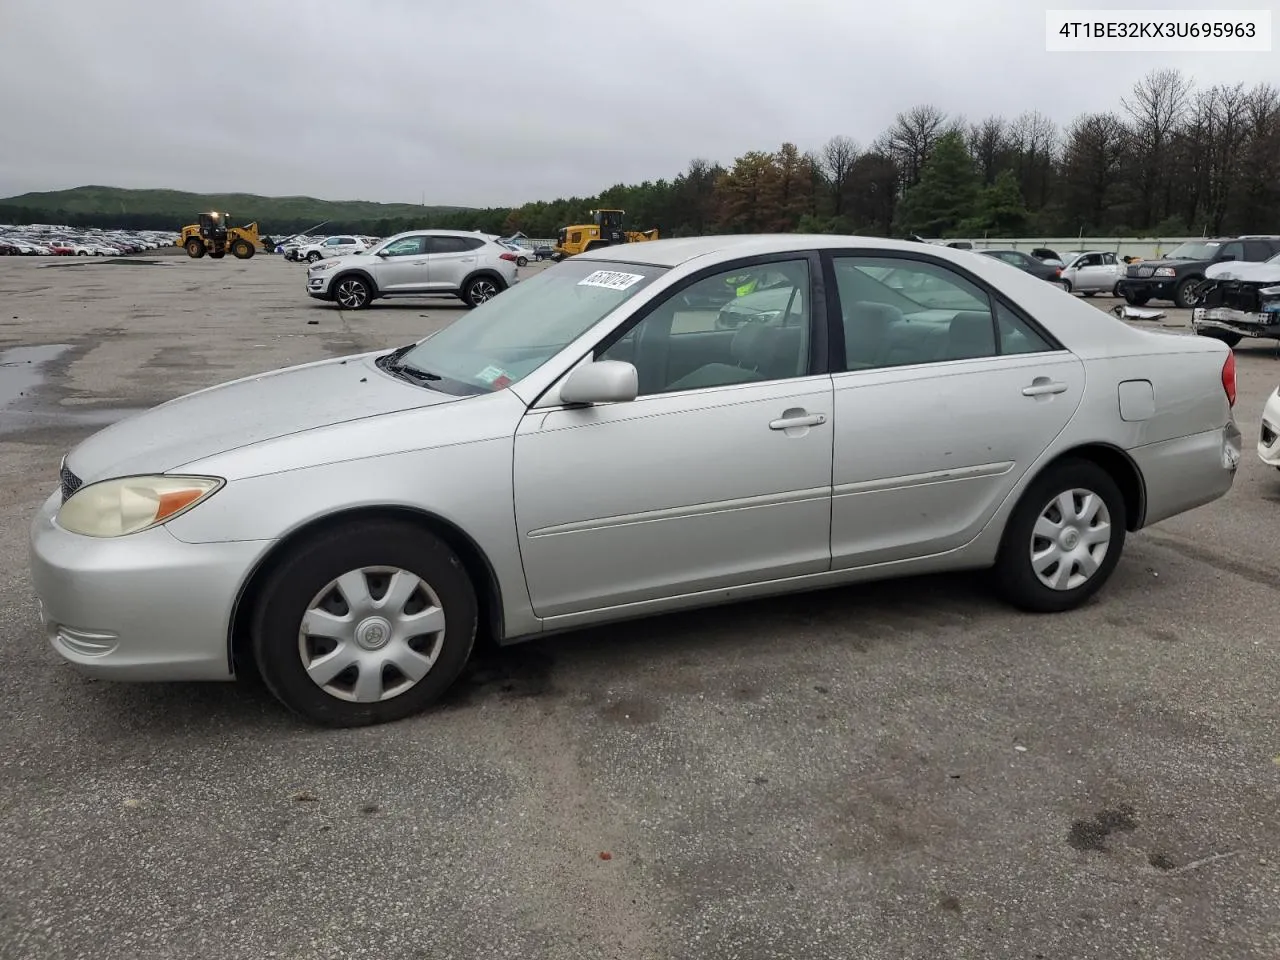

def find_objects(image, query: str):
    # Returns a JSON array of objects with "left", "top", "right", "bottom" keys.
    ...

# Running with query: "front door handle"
[
  {"left": 769, "top": 412, "right": 826, "bottom": 430},
  {"left": 1022, "top": 380, "right": 1068, "bottom": 397}
]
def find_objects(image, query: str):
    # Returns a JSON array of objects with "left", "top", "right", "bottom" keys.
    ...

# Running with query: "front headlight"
[
  {"left": 310, "top": 259, "right": 339, "bottom": 272},
  {"left": 1259, "top": 285, "right": 1280, "bottom": 297},
  {"left": 1154, "top": 267, "right": 1176, "bottom": 277},
  {"left": 56, "top": 475, "right": 224, "bottom": 538}
]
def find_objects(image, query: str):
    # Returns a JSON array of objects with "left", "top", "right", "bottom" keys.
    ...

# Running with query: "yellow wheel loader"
[
  {"left": 177, "top": 212, "right": 261, "bottom": 260},
  {"left": 552, "top": 209, "right": 658, "bottom": 260}
]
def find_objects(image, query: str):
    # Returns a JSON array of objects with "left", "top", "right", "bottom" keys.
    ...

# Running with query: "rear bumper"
[{"left": 1129, "top": 422, "right": 1241, "bottom": 527}]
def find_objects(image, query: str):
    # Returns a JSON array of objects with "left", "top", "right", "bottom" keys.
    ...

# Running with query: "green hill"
[{"left": 0, "top": 185, "right": 478, "bottom": 229}]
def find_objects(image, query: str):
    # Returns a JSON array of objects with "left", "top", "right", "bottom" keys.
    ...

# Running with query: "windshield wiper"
[{"left": 376, "top": 345, "right": 443, "bottom": 386}]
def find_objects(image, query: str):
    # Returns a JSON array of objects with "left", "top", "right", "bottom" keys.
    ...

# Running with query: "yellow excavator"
[
  {"left": 177, "top": 212, "right": 261, "bottom": 259},
  {"left": 552, "top": 209, "right": 658, "bottom": 260}
]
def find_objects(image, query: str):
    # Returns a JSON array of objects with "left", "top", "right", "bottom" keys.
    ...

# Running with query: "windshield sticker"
[
  {"left": 475, "top": 364, "right": 509, "bottom": 385},
  {"left": 578, "top": 270, "right": 645, "bottom": 290}
]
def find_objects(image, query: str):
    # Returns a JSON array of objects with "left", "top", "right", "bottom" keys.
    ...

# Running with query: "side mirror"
[
  {"left": 559, "top": 360, "right": 638, "bottom": 405},
  {"left": 375, "top": 250, "right": 390, "bottom": 258}
]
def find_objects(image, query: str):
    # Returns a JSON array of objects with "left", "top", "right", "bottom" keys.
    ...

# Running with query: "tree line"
[{"left": 5, "top": 68, "right": 1277, "bottom": 241}]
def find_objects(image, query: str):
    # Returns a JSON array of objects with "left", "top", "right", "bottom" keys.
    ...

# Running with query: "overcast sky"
[{"left": 1, "top": 0, "right": 1275, "bottom": 207}]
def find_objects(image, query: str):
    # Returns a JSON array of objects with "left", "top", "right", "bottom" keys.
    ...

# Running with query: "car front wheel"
[
  {"left": 307, "top": 251, "right": 322, "bottom": 263},
  {"left": 251, "top": 521, "right": 479, "bottom": 727},
  {"left": 993, "top": 459, "right": 1126, "bottom": 613},
  {"left": 334, "top": 276, "right": 372, "bottom": 309}
]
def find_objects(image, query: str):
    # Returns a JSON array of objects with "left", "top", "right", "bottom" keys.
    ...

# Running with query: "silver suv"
[{"left": 307, "top": 230, "right": 520, "bottom": 310}]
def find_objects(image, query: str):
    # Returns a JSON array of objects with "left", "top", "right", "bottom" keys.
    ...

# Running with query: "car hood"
[
  {"left": 1205, "top": 259, "right": 1280, "bottom": 283},
  {"left": 64, "top": 351, "right": 455, "bottom": 483}
]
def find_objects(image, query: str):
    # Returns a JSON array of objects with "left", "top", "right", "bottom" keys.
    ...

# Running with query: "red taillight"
[
  {"left": 499, "top": 252, "right": 517, "bottom": 262},
  {"left": 1222, "top": 350, "right": 1236, "bottom": 407}
]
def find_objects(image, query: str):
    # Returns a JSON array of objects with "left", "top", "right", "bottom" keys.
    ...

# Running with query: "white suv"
[
  {"left": 297, "top": 235, "right": 369, "bottom": 262},
  {"left": 306, "top": 230, "right": 520, "bottom": 310}
]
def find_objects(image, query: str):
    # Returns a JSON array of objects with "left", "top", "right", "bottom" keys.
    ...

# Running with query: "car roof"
[{"left": 578, "top": 234, "right": 1024, "bottom": 269}]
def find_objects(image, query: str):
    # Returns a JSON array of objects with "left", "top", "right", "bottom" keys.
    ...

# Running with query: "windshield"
[
  {"left": 1164, "top": 241, "right": 1220, "bottom": 259},
  {"left": 398, "top": 258, "right": 667, "bottom": 394}
]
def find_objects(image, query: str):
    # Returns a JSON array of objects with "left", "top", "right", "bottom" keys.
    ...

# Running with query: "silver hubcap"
[
  {"left": 336, "top": 280, "right": 367, "bottom": 308},
  {"left": 298, "top": 566, "right": 446, "bottom": 703},
  {"left": 470, "top": 280, "right": 497, "bottom": 304},
  {"left": 1030, "top": 488, "right": 1112, "bottom": 591}
]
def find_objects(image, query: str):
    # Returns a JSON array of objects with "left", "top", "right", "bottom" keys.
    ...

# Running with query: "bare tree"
[
  {"left": 1235, "top": 82, "right": 1280, "bottom": 232},
  {"left": 967, "top": 116, "right": 1009, "bottom": 185},
  {"left": 821, "top": 135, "right": 859, "bottom": 216},
  {"left": 1123, "top": 67, "right": 1192, "bottom": 227},
  {"left": 883, "top": 104, "right": 951, "bottom": 191},
  {"left": 1059, "top": 112, "right": 1128, "bottom": 230},
  {"left": 1008, "top": 111, "right": 1059, "bottom": 209}
]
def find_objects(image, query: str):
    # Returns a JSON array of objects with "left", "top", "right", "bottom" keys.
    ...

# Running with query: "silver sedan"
[{"left": 29, "top": 235, "right": 1243, "bottom": 727}]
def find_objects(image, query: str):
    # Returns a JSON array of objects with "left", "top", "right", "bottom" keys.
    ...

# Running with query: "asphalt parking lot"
[{"left": 2, "top": 252, "right": 1280, "bottom": 960}]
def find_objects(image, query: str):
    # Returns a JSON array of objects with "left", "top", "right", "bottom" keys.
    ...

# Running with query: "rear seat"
[{"left": 844, "top": 301, "right": 997, "bottom": 368}]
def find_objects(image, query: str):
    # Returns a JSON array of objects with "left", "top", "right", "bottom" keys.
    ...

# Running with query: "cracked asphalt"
[{"left": 2, "top": 252, "right": 1279, "bottom": 959}]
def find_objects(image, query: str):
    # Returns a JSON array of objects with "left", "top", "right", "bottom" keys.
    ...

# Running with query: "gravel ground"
[{"left": 1, "top": 253, "right": 1279, "bottom": 960}]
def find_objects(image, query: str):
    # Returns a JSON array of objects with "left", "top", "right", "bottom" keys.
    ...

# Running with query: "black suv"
[{"left": 1122, "top": 236, "right": 1280, "bottom": 308}]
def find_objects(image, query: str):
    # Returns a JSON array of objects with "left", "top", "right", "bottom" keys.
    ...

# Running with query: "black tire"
[
  {"left": 77, "top": 250, "right": 88, "bottom": 257},
  {"left": 1196, "top": 328, "right": 1242, "bottom": 348},
  {"left": 1081, "top": 291, "right": 1096, "bottom": 298},
  {"left": 231, "top": 239, "right": 255, "bottom": 259},
  {"left": 1174, "top": 277, "right": 1200, "bottom": 309},
  {"left": 517, "top": 256, "right": 528, "bottom": 267},
  {"left": 185, "top": 238, "right": 205, "bottom": 259},
  {"left": 1060, "top": 279, "right": 1072, "bottom": 293},
  {"left": 1124, "top": 289, "right": 1150, "bottom": 306},
  {"left": 306, "top": 251, "right": 322, "bottom": 263},
  {"left": 462, "top": 275, "right": 502, "bottom": 308},
  {"left": 1112, "top": 281, "right": 1124, "bottom": 298},
  {"left": 209, "top": 250, "right": 226, "bottom": 259},
  {"left": 333, "top": 275, "right": 372, "bottom": 309},
  {"left": 993, "top": 458, "right": 1127, "bottom": 613},
  {"left": 251, "top": 520, "right": 479, "bottom": 727}
]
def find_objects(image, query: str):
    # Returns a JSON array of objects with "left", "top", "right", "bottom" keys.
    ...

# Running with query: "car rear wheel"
[
  {"left": 1124, "top": 289, "right": 1150, "bottom": 306},
  {"left": 251, "top": 521, "right": 478, "bottom": 727},
  {"left": 334, "top": 276, "right": 372, "bottom": 309},
  {"left": 1112, "top": 281, "right": 1124, "bottom": 297},
  {"left": 517, "top": 256, "right": 528, "bottom": 267},
  {"left": 463, "top": 276, "right": 500, "bottom": 308},
  {"left": 993, "top": 459, "right": 1126, "bottom": 613}
]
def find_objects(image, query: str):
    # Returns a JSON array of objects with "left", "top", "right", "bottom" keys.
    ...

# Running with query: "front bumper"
[
  {"left": 1123, "top": 278, "right": 1177, "bottom": 300},
  {"left": 1260, "top": 388, "right": 1280, "bottom": 468},
  {"left": 307, "top": 271, "right": 336, "bottom": 300},
  {"left": 1193, "top": 306, "right": 1280, "bottom": 340},
  {"left": 28, "top": 490, "right": 267, "bottom": 681}
]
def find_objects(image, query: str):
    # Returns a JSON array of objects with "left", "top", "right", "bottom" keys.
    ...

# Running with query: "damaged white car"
[{"left": 1191, "top": 253, "right": 1280, "bottom": 347}]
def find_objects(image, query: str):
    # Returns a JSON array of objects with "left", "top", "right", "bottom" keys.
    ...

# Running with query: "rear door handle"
[
  {"left": 769, "top": 413, "right": 826, "bottom": 430},
  {"left": 1022, "top": 380, "right": 1068, "bottom": 396}
]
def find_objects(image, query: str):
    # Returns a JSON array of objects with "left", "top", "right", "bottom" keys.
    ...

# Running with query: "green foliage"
[{"left": 894, "top": 132, "right": 978, "bottom": 236}]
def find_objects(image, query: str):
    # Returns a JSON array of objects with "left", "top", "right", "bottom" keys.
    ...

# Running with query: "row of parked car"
[{"left": 0, "top": 226, "right": 177, "bottom": 257}]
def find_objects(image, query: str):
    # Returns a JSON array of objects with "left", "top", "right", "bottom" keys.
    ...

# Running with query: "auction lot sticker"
[{"left": 578, "top": 270, "right": 645, "bottom": 290}]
